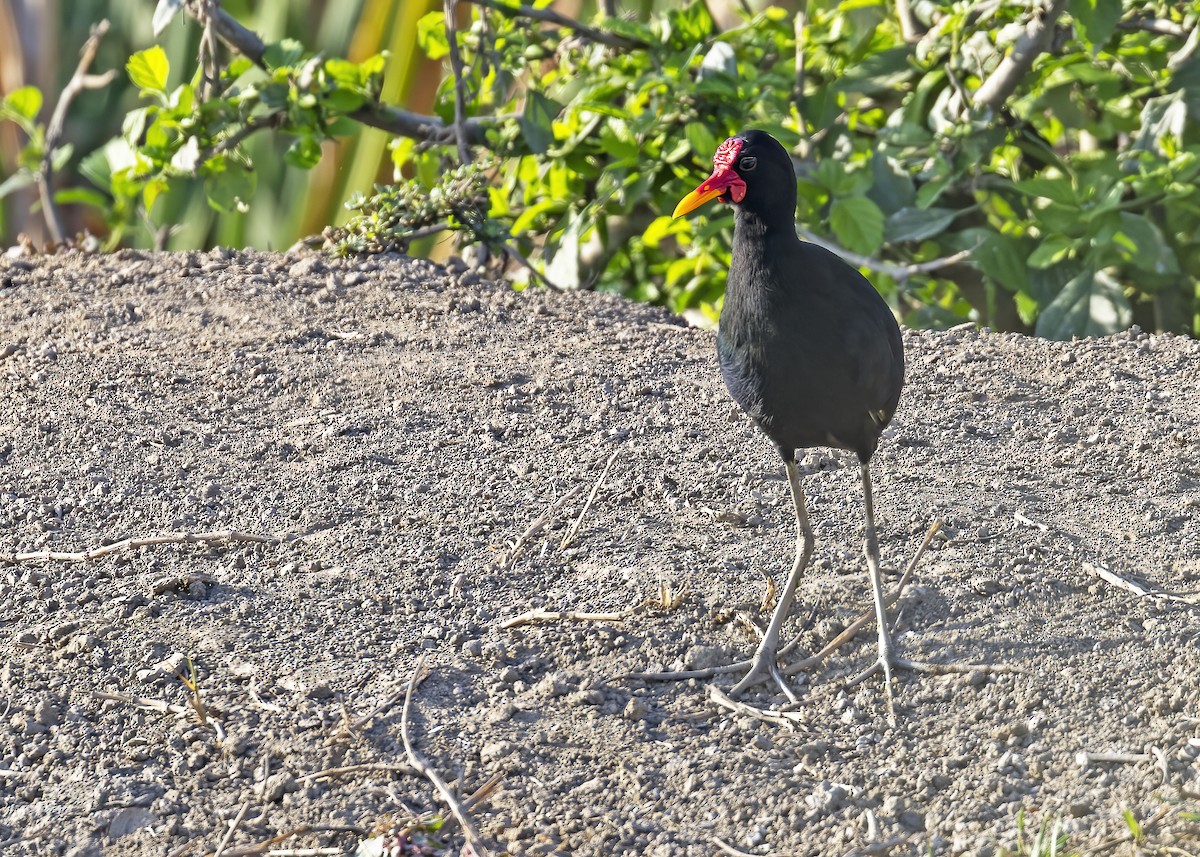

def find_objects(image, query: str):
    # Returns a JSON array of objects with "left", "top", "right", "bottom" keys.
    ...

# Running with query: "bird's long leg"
[
  {"left": 730, "top": 456, "right": 814, "bottom": 697},
  {"left": 852, "top": 460, "right": 897, "bottom": 721}
]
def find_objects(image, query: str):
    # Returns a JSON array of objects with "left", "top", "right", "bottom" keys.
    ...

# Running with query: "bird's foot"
[
  {"left": 847, "top": 654, "right": 1022, "bottom": 724},
  {"left": 729, "top": 649, "right": 801, "bottom": 703}
]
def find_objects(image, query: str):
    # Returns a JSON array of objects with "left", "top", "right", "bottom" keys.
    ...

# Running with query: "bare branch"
[
  {"left": 972, "top": 0, "right": 1070, "bottom": 111},
  {"left": 465, "top": 0, "right": 648, "bottom": 50},
  {"left": 795, "top": 227, "right": 975, "bottom": 283},
  {"left": 1168, "top": 21, "right": 1200, "bottom": 70},
  {"left": 1119, "top": 18, "right": 1188, "bottom": 38},
  {"left": 39, "top": 20, "right": 116, "bottom": 244},
  {"left": 444, "top": 0, "right": 473, "bottom": 165},
  {"left": 894, "top": 0, "right": 923, "bottom": 43},
  {"left": 187, "top": 2, "right": 494, "bottom": 145}
]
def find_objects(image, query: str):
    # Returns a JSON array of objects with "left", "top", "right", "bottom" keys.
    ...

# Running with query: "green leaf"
[
  {"left": 417, "top": 11, "right": 449, "bottom": 60},
  {"left": 684, "top": 123, "right": 717, "bottom": 164},
  {"left": 263, "top": 39, "right": 305, "bottom": 69},
  {"left": 519, "top": 92, "right": 563, "bottom": 155},
  {"left": 1012, "top": 177, "right": 1077, "bottom": 206},
  {"left": 829, "top": 197, "right": 885, "bottom": 256},
  {"left": 53, "top": 186, "right": 109, "bottom": 209},
  {"left": 2, "top": 86, "right": 42, "bottom": 122},
  {"left": 1112, "top": 212, "right": 1179, "bottom": 274},
  {"left": 285, "top": 135, "right": 323, "bottom": 169},
  {"left": 127, "top": 46, "right": 169, "bottom": 95},
  {"left": 1068, "top": 0, "right": 1121, "bottom": 48},
  {"left": 884, "top": 206, "right": 956, "bottom": 243},
  {"left": 868, "top": 154, "right": 915, "bottom": 214},
  {"left": 1035, "top": 268, "right": 1131, "bottom": 339},
  {"left": 1132, "top": 90, "right": 1187, "bottom": 155},
  {"left": 152, "top": 0, "right": 185, "bottom": 36},
  {"left": 813, "top": 161, "right": 872, "bottom": 197},
  {"left": 1027, "top": 235, "right": 1078, "bottom": 269},
  {"left": 975, "top": 233, "right": 1031, "bottom": 293},
  {"left": 0, "top": 170, "right": 35, "bottom": 200},
  {"left": 204, "top": 159, "right": 255, "bottom": 213},
  {"left": 833, "top": 47, "right": 913, "bottom": 95}
]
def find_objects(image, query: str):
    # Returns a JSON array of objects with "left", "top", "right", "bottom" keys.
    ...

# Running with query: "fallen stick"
[
  {"left": 299, "top": 762, "right": 419, "bottom": 783},
  {"left": 401, "top": 657, "right": 491, "bottom": 856},
  {"left": 499, "top": 484, "right": 585, "bottom": 568},
  {"left": 1084, "top": 562, "right": 1200, "bottom": 605},
  {"left": 207, "top": 826, "right": 363, "bottom": 857},
  {"left": 213, "top": 801, "right": 250, "bottom": 857},
  {"left": 502, "top": 604, "right": 639, "bottom": 629},
  {"left": 560, "top": 447, "right": 620, "bottom": 549},
  {"left": 5, "top": 529, "right": 278, "bottom": 564},
  {"left": 708, "top": 685, "right": 804, "bottom": 730}
]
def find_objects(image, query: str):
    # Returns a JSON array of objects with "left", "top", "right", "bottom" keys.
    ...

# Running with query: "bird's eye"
[{"left": 738, "top": 156, "right": 758, "bottom": 172}]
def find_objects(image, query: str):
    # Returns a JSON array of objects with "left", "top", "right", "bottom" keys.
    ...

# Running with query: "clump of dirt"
[{"left": 0, "top": 248, "right": 1198, "bottom": 856}]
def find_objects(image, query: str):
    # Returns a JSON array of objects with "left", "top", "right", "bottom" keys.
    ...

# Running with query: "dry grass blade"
[{"left": 781, "top": 518, "right": 942, "bottom": 669}]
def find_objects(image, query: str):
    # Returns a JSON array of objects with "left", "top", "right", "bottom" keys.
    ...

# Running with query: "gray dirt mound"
[{"left": 1, "top": 248, "right": 1198, "bottom": 856}]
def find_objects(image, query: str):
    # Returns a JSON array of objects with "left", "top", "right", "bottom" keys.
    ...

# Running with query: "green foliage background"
[{"left": 2, "top": 0, "right": 1200, "bottom": 339}]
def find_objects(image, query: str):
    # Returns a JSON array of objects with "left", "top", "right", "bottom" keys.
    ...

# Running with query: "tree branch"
[
  {"left": 444, "top": 0, "right": 472, "bottom": 165},
  {"left": 795, "top": 226, "right": 975, "bottom": 282},
  {"left": 972, "top": 0, "right": 1070, "bottom": 111},
  {"left": 186, "top": 1, "right": 495, "bottom": 146},
  {"left": 39, "top": 20, "right": 116, "bottom": 244},
  {"left": 465, "top": 0, "right": 648, "bottom": 49}
]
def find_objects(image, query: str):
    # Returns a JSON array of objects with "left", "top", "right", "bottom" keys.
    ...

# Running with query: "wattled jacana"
[{"left": 673, "top": 130, "right": 906, "bottom": 707}]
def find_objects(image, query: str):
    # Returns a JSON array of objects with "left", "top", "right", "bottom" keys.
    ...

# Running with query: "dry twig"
[
  {"left": 299, "top": 762, "right": 419, "bottom": 783},
  {"left": 797, "top": 227, "right": 974, "bottom": 283},
  {"left": 972, "top": 0, "right": 1070, "bottom": 110},
  {"left": 4, "top": 529, "right": 278, "bottom": 564},
  {"left": 499, "top": 484, "right": 584, "bottom": 567},
  {"left": 38, "top": 20, "right": 117, "bottom": 243},
  {"left": 443, "top": 0, "right": 472, "bottom": 165},
  {"left": 466, "top": 0, "right": 647, "bottom": 49},
  {"left": 213, "top": 801, "right": 250, "bottom": 857},
  {"left": 1084, "top": 562, "right": 1200, "bottom": 605},
  {"left": 708, "top": 685, "right": 805, "bottom": 729},
  {"left": 401, "top": 657, "right": 492, "bottom": 856},
  {"left": 205, "top": 825, "right": 363, "bottom": 857},
  {"left": 502, "top": 605, "right": 639, "bottom": 628},
  {"left": 560, "top": 447, "right": 620, "bottom": 549}
]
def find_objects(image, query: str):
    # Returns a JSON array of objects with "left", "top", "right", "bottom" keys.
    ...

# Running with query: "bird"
[{"left": 672, "top": 130, "right": 906, "bottom": 710}]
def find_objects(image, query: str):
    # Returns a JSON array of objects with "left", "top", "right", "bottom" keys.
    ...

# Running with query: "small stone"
[
  {"left": 683, "top": 645, "right": 728, "bottom": 671},
  {"left": 307, "top": 682, "right": 333, "bottom": 699},
  {"left": 259, "top": 772, "right": 298, "bottom": 803},
  {"left": 622, "top": 698, "right": 648, "bottom": 721},
  {"left": 1068, "top": 801, "right": 1092, "bottom": 817},
  {"left": 34, "top": 699, "right": 59, "bottom": 727},
  {"left": 480, "top": 741, "right": 515, "bottom": 763},
  {"left": 108, "top": 806, "right": 156, "bottom": 838}
]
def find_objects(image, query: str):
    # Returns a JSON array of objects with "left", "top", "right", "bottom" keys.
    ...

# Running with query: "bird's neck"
[{"left": 733, "top": 206, "right": 797, "bottom": 245}]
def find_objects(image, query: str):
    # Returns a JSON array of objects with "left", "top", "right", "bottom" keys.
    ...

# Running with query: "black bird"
[{"left": 673, "top": 130, "right": 905, "bottom": 706}]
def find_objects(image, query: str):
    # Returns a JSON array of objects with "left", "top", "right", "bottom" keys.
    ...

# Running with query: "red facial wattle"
[{"left": 672, "top": 137, "right": 749, "bottom": 218}]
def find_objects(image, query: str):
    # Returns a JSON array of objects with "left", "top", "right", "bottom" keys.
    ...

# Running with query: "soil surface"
[{"left": 1, "top": 248, "right": 1199, "bottom": 857}]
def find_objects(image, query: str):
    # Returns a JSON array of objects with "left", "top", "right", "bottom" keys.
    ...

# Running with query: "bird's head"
[{"left": 672, "top": 130, "right": 796, "bottom": 222}]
